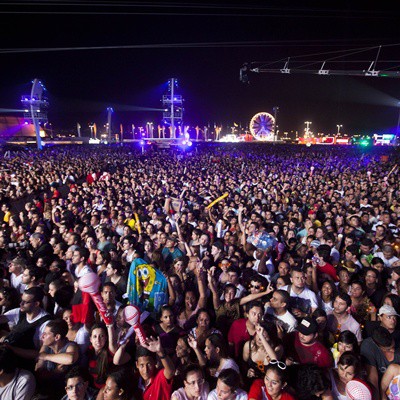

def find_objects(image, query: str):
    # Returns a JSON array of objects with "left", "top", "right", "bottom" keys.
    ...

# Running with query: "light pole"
[
  {"left": 273, "top": 106, "right": 279, "bottom": 141},
  {"left": 89, "top": 123, "right": 95, "bottom": 139},
  {"left": 336, "top": 124, "right": 343, "bottom": 135}
]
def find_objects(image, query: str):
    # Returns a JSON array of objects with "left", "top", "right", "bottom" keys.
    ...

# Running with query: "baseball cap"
[
  {"left": 296, "top": 317, "right": 318, "bottom": 335},
  {"left": 345, "top": 379, "right": 372, "bottom": 400},
  {"left": 378, "top": 304, "right": 400, "bottom": 317},
  {"left": 310, "top": 240, "right": 321, "bottom": 248}
]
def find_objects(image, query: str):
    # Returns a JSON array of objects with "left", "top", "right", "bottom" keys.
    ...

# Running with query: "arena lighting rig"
[{"left": 240, "top": 45, "right": 400, "bottom": 83}]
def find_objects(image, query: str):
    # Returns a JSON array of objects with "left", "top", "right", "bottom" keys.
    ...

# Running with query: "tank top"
[
  {"left": 329, "top": 370, "right": 348, "bottom": 400},
  {"left": 246, "top": 339, "right": 269, "bottom": 378}
]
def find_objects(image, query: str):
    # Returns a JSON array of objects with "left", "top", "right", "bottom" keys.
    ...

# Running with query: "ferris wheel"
[{"left": 249, "top": 112, "right": 275, "bottom": 140}]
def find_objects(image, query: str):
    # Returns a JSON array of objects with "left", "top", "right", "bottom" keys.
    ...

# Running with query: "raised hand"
[
  {"left": 187, "top": 334, "right": 198, "bottom": 350},
  {"left": 142, "top": 336, "right": 162, "bottom": 353},
  {"left": 265, "top": 282, "right": 274, "bottom": 295},
  {"left": 255, "top": 323, "right": 266, "bottom": 339}
]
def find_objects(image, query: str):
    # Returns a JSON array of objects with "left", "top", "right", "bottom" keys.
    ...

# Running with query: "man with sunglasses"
[{"left": 0, "top": 286, "right": 52, "bottom": 370}]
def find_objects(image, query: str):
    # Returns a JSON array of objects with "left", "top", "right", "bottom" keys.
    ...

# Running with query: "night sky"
[{"left": 1, "top": 2, "right": 400, "bottom": 137}]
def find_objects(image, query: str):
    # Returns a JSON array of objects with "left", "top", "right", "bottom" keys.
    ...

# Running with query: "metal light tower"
[
  {"left": 336, "top": 124, "right": 343, "bottom": 135},
  {"left": 21, "top": 79, "right": 49, "bottom": 150},
  {"left": 304, "top": 121, "right": 312, "bottom": 138},
  {"left": 106, "top": 107, "right": 113, "bottom": 141},
  {"left": 162, "top": 78, "right": 184, "bottom": 139}
]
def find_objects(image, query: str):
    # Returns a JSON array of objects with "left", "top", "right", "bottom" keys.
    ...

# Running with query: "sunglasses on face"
[{"left": 250, "top": 284, "right": 261, "bottom": 289}]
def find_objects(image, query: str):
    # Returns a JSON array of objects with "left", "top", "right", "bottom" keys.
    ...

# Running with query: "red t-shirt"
[
  {"left": 248, "top": 379, "right": 296, "bottom": 400},
  {"left": 228, "top": 318, "right": 251, "bottom": 358},
  {"left": 317, "top": 262, "right": 338, "bottom": 282},
  {"left": 141, "top": 369, "right": 173, "bottom": 400},
  {"left": 87, "top": 347, "right": 114, "bottom": 389},
  {"left": 288, "top": 332, "right": 333, "bottom": 368}
]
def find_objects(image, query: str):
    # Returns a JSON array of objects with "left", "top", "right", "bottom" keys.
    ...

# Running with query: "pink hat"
[{"left": 345, "top": 379, "right": 372, "bottom": 400}]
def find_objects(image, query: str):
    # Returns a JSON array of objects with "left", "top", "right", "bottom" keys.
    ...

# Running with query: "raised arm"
[
  {"left": 143, "top": 336, "right": 175, "bottom": 380},
  {"left": 208, "top": 208, "right": 217, "bottom": 226},
  {"left": 188, "top": 335, "right": 206, "bottom": 367},
  {"left": 106, "top": 324, "right": 118, "bottom": 355},
  {"left": 208, "top": 270, "right": 221, "bottom": 310},
  {"left": 166, "top": 275, "right": 177, "bottom": 306},
  {"left": 113, "top": 341, "right": 131, "bottom": 365},
  {"left": 197, "top": 268, "right": 207, "bottom": 309},
  {"left": 240, "top": 282, "right": 274, "bottom": 306},
  {"left": 255, "top": 324, "right": 277, "bottom": 361},
  {"left": 163, "top": 196, "right": 172, "bottom": 215},
  {"left": 381, "top": 364, "right": 400, "bottom": 400},
  {"left": 256, "top": 249, "right": 270, "bottom": 275},
  {"left": 237, "top": 204, "right": 246, "bottom": 233}
]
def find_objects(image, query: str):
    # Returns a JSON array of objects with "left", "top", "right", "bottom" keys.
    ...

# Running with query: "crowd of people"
[{"left": 0, "top": 142, "right": 400, "bottom": 400}]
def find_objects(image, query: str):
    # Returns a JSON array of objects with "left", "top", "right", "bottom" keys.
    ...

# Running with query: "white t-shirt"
[
  {"left": 317, "top": 293, "right": 334, "bottom": 315},
  {"left": 74, "top": 264, "right": 92, "bottom": 279},
  {"left": 373, "top": 252, "right": 399, "bottom": 268},
  {"left": 74, "top": 325, "right": 90, "bottom": 354},
  {"left": 215, "top": 358, "right": 240, "bottom": 377},
  {"left": 281, "top": 285, "right": 318, "bottom": 314},
  {"left": 207, "top": 388, "right": 247, "bottom": 400},
  {"left": 172, "top": 383, "right": 210, "bottom": 400},
  {"left": 4, "top": 308, "right": 51, "bottom": 349},
  {"left": 253, "top": 256, "right": 275, "bottom": 276},
  {"left": 0, "top": 368, "right": 36, "bottom": 400},
  {"left": 265, "top": 307, "right": 298, "bottom": 333},
  {"left": 10, "top": 273, "right": 25, "bottom": 294}
]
